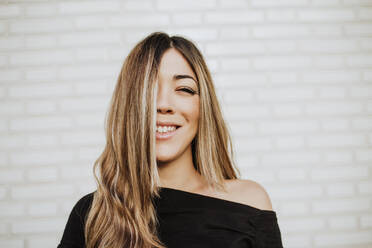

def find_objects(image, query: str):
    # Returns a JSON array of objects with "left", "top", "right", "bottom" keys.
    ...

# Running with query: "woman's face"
[{"left": 156, "top": 48, "right": 200, "bottom": 162}]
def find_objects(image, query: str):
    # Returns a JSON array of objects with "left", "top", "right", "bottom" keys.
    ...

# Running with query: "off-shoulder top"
[{"left": 57, "top": 187, "right": 283, "bottom": 248}]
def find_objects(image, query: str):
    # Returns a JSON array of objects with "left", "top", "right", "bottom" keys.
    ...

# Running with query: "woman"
[{"left": 57, "top": 31, "right": 283, "bottom": 248}]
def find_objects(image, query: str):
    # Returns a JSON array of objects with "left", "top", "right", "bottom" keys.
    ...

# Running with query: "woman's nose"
[{"left": 156, "top": 86, "right": 174, "bottom": 114}]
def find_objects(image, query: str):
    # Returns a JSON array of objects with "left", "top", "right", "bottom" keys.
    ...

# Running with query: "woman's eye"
[{"left": 179, "top": 88, "right": 196, "bottom": 95}]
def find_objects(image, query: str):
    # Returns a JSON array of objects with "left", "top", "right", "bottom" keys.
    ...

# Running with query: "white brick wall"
[{"left": 0, "top": 0, "right": 371, "bottom": 248}]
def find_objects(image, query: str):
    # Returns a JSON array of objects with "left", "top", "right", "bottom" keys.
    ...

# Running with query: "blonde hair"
[{"left": 85, "top": 31, "right": 241, "bottom": 248}]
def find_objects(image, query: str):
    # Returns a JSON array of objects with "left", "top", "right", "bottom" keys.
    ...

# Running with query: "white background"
[{"left": 0, "top": 0, "right": 372, "bottom": 247}]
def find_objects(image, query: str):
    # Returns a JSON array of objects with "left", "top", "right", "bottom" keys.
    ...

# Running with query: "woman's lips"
[{"left": 156, "top": 126, "right": 180, "bottom": 140}]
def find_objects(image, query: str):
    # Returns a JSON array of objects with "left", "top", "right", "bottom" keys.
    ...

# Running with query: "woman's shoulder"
[{"left": 223, "top": 179, "right": 274, "bottom": 212}]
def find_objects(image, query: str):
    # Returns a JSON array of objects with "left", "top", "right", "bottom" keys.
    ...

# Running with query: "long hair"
[{"left": 84, "top": 31, "right": 241, "bottom": 248}]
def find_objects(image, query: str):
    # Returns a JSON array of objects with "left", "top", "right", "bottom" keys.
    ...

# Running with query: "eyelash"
[{"left": 179, "top": 88, "right": 196, "bottom": 95}]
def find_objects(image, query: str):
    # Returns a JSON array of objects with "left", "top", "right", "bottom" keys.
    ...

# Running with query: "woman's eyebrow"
[{"left": 173, "top": 74, "right": 197, "bottom": 83}]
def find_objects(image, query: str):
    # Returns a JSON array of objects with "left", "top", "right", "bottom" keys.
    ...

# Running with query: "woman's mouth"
[{"left": 156, "top": 125, "right": 181, "bottom": 140}]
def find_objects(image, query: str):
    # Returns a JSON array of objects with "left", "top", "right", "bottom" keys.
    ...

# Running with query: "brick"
[
  {"left": 10, "top": 50, "right": 74, "bottom": 66},
  {"left": 351, "top": 85, "right": 372, "bottom": 98},
  {"left": 318, "top": 86, "right": 347, "bottom": 99},
  {"left": 280, "top": 202, "right": 309, "bottom": 216},
  {"left": 219, "top": 26, "right": 250, "bottom": 40},
  {"left": 356, "top": 149, "right": 372, "bottom": 162},
  {"left": 0, "top": 239, "right": 23, "bottom": 248},
  {"left": 27, "top": 134, "right": 58, "bottom": 147},
  {"left": 253, "top": 56, "right": 312, "bottom": 69},
  {"left": 25, "top": 68, "right": 57, "bottom": 81},
  {"left": 302, "top": 70, "right": 360, "bottom": 83},
  {"left": 363, "top": 71, "right": 372, "bottom": 81},
  {"left": 311, "top": 166, "right": 368, "bottom": 181},
  {"left": 0, "top": 69, "right": 22, "bottom": 82},
  {"left": 281, "top": 217, "right": 325, "bottom": 232},
  {"left": 28, "top": 237, "right": 59, "bottom": 248},
  {"left": 0, "top": 55, "right": 7, "bottom": 66},
  {"left": 277, "top": 167, "right": 307, "bottom": 181},
  {"left": 360, "top": 214, "right": 372, "bottom": 228},
  {"left": 314, "top": 230, "right": 372, "bottom": 246},
  {"left": 352, "top": 117, "right": 372, "bottom": 130},
  {"left": 328, "top": 216, "right": 358, "bottom": 229},
  {"left": 358, "top": 181, "right": 372, "bottom": 194},
  {"left": 298, "top": 39, "right": 357, "bottom": 53},
  {"left": 254, "top": 25, "right": 308, "bottom": 39},
  {"left": 0, "top": 202, "right": 24, "bottom": 217},
  {"left": 28, "top": 202, "right": 58, "bottom": 216},
  {"left": 9, "top": 150, "right": 74, "bottom": 166},
  {"left": 157, "top": 0, "right": 216, "bottom": 10},
  {"left": 75, "top": 16, "right": 106, "bottom": 29},
  {"left": 10, "top": 117, "right": 72, "bottom": 131},
  {"left": 0, "top": 169, "right": 24, "bottom": 183},
  {"left": 59, "top": 31, "right": 121, "bottom": 46},
  {"left": 261, "top": 151, "right": 321, "bottom": 166},
  {"left": 266, "top": 10, "right": 296, "bottom": 21},
  {"left": 0, "top": 5, "right": 21, "bottom": 18},
  {"left": 167, "top": 28, "right": 218, "bottom": 41},
  {"left": 11, "top": 184, "right": 74, "bottom": 200},
  {"left": 205, "top": 11, "right": 264, "bottom": 24},
  {"left": 305, "top": 101, "right": 363, "bottom": 115},
  {"left": 345, "top": 23, "right": 372, "bottom": 35},
  {"left": 76, "top": 47, "right": 106, "bottom": 62},
  {"left": 26, "top": 101, "right": 55, "bottom": 114},
  {"left": 25, "top": 3, "right": 57, "bottom": 17},
  {"left": 307, "top": 133, "right": 365, "bottom": 147},
  {"left": 59, "top": 97, "right": 109, "bottom": 112},
  {"left": 258, "top": 120, "right": 318, "bottom": 134},
  {"left": 313, "top": 55, "right": 345, "bottom": 68},
  {"left": 256, "top": 87, "right": 315, "bottom": 101},
  {"left": 324, "top": 150, "right": 353, "bottom": 163},
  {"left": 0, "top": 37, "right": 23, "bottom": 50},
  {"left": 326, "top": 183, "right": 354, "bottom": 196},
  {"left": 25, "top": 35, "right": 57, "bottom": 49},
  {"left": 171, "top": 13, "right": 203, "bottom": 25},
  {"left": 311, "top": 0, "right": 340, "bottom": 5},
  {"left": 123, "top": 1, "right": 154, "bottom": 10},
  {"left": 10, "top": 19, "right": 74, "bottom": 34},
  {"left": 313, "top": 198, "right": 371, "bottom": 214},
  {"left": 206, "top": 41, "right": 265, "bottom": 55},
  {"left": 0, "top": 101, "right": 24, "bottom": 115},
  {"left": 220, "top": 58, "right": 251, "bottom": 71},
  {"left": 282, "top": 234, "right": 311, "bottom": 247},
  {"left": 348, "top": 54, "right": 372, "bottom": 67},
  {"left": 58, "top": 64, "right": 118, "bottom": 80},
  {"left": 321, "top": 119, "right": 349, "bottom": 131},
  {"left": 264, "top": 40, "right": 296, "bottom": 53},
  {"left": 299, "top": 9, "right": 354, "bottom": 21},
  {"left": 12, "top": 218, "right": 66, "bottom": 234},
  {"left": 60, "top": 131, "right": 103, "bottom": 145},
  {"left": 109, "top": 14, "right": 170, "bottom": 27},
  {"left": 273, "top": 104, "right": 302, "bottom": 116},
  {"left": 27, "top": 167, "right": 58, "bottom": 182},
  {"left": 58, "top": 1, "right": 120, "bottom": 14},
  {"left": 225, "top": 105, "right": 270, "bottom": 120},
  {"left": 235, "top": 137, "right": 272, "bottom": 152},
  {"left": 219, "top": 0, "right": 248, "bottom": 8},
  {"left": 9, "top": 83, "right": 72, "bottom": 98},
  {"left": 250, "top": 0, "right": 308, "bottom": 6},
  {"left": 270, "top": 185, "right": 323, "bottom": 199}
]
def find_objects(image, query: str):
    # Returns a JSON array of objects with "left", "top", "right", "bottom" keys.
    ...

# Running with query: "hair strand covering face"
[{"left": 84, "top": 31, "right": 241, "bottom": 248}]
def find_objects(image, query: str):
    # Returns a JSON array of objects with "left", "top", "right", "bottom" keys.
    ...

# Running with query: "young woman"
[{"left": 57, "top": 32, "right": 283, "bottom": 248}]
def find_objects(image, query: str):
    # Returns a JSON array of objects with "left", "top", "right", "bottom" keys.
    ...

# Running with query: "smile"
[{"left": 156, "top": 126, "right": 181, "bottom": 140}]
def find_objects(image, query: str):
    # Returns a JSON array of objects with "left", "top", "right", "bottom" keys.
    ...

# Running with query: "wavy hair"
[{"left": 84, "top": 31, "right": 241, "bottom": 248}]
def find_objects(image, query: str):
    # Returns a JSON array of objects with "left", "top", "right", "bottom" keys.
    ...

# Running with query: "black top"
[{"left": 57, "top": 187, "right": 283, "bottom": 248}]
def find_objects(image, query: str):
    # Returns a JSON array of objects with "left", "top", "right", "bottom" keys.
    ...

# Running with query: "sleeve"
[
  {"left": 57, "top": 192, "right": 94, "bottom": 248},
  {"left": 254, "top": 211, "right": 283, "bottom": 248}
]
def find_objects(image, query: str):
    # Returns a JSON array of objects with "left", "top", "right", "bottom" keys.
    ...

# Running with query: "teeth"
[{"left": 156, "top": 125, "right": 176, "bottom": 133}]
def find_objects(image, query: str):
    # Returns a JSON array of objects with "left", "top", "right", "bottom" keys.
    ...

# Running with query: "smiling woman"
[{"left": 57, "top": 32, "right": 283, "bottom": 248}]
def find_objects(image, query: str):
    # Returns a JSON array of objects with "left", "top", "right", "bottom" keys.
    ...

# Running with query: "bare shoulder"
[{"left": 224, "top": 179, "right": 274, "bottom": 211}]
